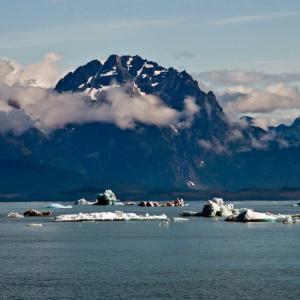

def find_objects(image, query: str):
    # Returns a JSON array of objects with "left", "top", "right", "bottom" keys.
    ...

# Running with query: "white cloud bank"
[
  {"left": 195, "top": 69, "right": 300, "bottom": 128},
  {"left": 0, "top": 52, "right": 62, "bottom": 88},
  {"left": 0, "top": 53, "right": 199, "bottom": 134}
]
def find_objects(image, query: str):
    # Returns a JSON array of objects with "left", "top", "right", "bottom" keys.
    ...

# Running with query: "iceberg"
[
  {"left": 179, "top": 198, "right": 238, "bottom": 218},
  {"left": 47, "top": 203, "right": 73, "bottom": 209},
  {"left": 54, "top": 211, "right": 168, "bottom": 222},
  {"left": 7, "top": 212, "right": 24, "bottom": 218},
  {"left": 201, "top": 197, "right": 238, "bottom": 217},
  {"left": 94, "top": 190, "right": 118, "bottom": 205}
]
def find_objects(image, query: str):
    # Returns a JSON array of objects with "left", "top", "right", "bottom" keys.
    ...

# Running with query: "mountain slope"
[{"left": 1, "top": 54, "right": 300, "bottom": 195}]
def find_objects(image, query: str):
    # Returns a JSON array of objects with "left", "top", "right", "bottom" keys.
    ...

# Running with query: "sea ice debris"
[
  {"left": 47, "top": 203, "right": 73, "bottom": 209},
  {"left": 7, "top": 212, "right": 24, "bottom": 218},
  {"left": 54, "top": 211, "right": 168, "bottom": 222}
]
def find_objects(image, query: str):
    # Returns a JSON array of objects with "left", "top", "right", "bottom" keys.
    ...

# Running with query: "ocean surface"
[{"left": 0, "top": 201, "right": 299, "bottom": 300}]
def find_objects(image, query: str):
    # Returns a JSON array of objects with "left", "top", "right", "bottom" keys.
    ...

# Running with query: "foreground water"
[{"left": 0, "top": 201, "right": 299, "bottom": 300}]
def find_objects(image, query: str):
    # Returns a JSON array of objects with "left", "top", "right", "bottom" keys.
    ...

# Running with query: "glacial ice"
[
  {"left": 7, "top": 212, "right": 24, "bottom": 218},
  {"left": 74, "top": 199, "right": 95, "bottom": 205},
  {"left": 180, "top": 198, "right": 238, "bottom": 218},
  {"left": 173, "top": 217, "right": 189, "bottom": 222},
  {"left": 27, "top": 223, "right": 43, "bottom": 227},
  {"left": 47, "top": 203, "right": 73, "bottom": 209},
  {"left": 54, "top": 211, "right": 168, "bottom": 222},
  {"left": 201, "top": 198, "right": 238, "bottom": 217},
  {"left": 225, "top": 209, "right": 290, "bottom": 223},
  {"left": 95, "top": 190, "right": 118, "bottom": 205}
]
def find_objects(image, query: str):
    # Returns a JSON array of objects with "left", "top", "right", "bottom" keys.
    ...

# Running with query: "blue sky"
[
  {"left": 1, "top": 0, "right": 300, "bottom": 127},
  {"left": 1, "top": 0, "right": 300, "bottom": 74}
]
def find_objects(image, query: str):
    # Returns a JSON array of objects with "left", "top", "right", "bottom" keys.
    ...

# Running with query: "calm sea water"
[{"left": 0, "top": 201, "right": 299, "bottom": 300}]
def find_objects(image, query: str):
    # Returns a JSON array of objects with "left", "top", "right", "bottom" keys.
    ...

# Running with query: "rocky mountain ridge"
[{"left": 1, "top": 54, "right": 300, "bottom": 198}]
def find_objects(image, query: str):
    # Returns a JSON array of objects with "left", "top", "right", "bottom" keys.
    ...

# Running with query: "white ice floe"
[
  {"left": 54, "top": 211, "right": 168, "bottom": 222},
  {"left": 27, "top": 223, "right": 43, "bottom": 227},
  {"left": 225, "top": 209, "right": 289, "bottom": 223},
  {"left": 173, "top": 217, "right": 189, "bottom": 222},
  {"left": 74, "top": 199, "right": 95, "bottom": 205},
  {"left": 7, "top": 212, "right": 24, "bottom": 218},
  {"left": 47, "top": 203, "right": 73, "bottom": 209}
]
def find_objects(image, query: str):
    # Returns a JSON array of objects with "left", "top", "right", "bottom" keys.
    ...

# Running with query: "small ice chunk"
[
  {"left": 74, "top": 199, "right": 95, "bottom": 205},
  {"left": 7, "top": 212, "right": 24, "bottom": 218},
  {"left": 173, "top": 217, "right": 189, "bottom": 222},
  {"left": 27, "top": 223, "right": 42, "bottom": 227},
  {"left": 47, "top": 203, "right": 72, "bottom": 209}
]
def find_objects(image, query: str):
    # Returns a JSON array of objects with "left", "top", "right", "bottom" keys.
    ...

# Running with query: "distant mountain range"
[{"left": 1, "top": 54, "right": 300, "bottom": 200}]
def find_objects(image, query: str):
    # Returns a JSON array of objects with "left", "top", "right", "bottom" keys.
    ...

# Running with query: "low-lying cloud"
[
  {"left": 0, "top": 54, "right": 200, "bottom": 134},
  {"left": 194, "top": 69, "right": 300, "bottom": 127}
]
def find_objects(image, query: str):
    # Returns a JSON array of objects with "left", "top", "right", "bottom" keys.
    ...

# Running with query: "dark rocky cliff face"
[
  {"left": 1, "top": 54, "right": 300, "bottom": 196},
  {"left": 53, "top": 54, "right": 232, "bottom": 188}
]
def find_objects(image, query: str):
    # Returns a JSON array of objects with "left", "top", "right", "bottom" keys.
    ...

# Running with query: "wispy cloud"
[
  {"left": 0, "top": 53, "right": 200, "bottom": 134},
  {"left": 0, "top": 17, "right": 185, "bottom": 50},
  {"left": 194, "top": 70, "right": 300, "bottom": 87},
  {"left": 194, "top": 68, "right": 300, "bottom": 127},
  {"left": 206, "top": 11, "right": 300, "bottom": 26}
]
